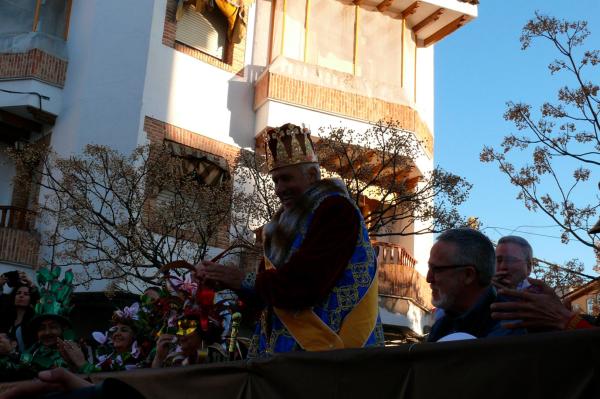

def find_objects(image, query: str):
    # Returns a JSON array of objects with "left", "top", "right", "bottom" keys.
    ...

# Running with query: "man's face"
[
  {"left": 37, "top": 319, "right": 63, "bottom": 348},
  {"left": 426, "top": 241, "right": 469, "bottom": 312},
  {"left": 271, "top": 164, "right": 315, "bottom": 210},
  {"left": 495, "top": 242, "right": 531, "bottom": 288}
]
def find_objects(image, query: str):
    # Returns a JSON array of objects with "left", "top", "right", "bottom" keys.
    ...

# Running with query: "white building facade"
[{"left": 0, "top": 0, "right": 477, "bottom": 338}]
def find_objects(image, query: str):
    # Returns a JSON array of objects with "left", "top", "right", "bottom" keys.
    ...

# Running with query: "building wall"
[
  {"left": 48, "top": 0, "right": 155, "bottom": 156},
  {"left": 139, "top": 0, "right": 257, "bottom": 151},
  {"left": 569, "top": 290, "right": 600, "bottom": 316}
]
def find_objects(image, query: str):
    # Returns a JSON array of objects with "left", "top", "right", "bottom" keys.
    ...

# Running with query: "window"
[
  {"left": 0, "top": 0, "right": 71, "bottom": 39},
  {"left": 587, "top": 298, "right": 594, "bottom": 315},
  {"left": 176, "top": 5, "right": 227, "bottom": 60},
  {"left": 0, "top": 0, "right": 71, "bottom": 58}
]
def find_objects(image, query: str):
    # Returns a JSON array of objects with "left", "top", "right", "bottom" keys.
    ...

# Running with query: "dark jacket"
[{"left": 427, "top": 286, "right": 526, "bottom": 342}]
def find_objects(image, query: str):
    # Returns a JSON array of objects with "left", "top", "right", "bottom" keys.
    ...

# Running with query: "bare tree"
[
  {"left": 532, "top": 258, "right": 588, "bottom": 295},
  {"left": 7, "top": 143, "right": 233, "bottom": 291},
  {"left": 480, "top": 13, "right": 600, "bottom": 261}
]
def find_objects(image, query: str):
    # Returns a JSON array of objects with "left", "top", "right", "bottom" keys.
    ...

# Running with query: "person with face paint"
[{"left": 20, "top": 268, "right": 75, "bottom": 373}]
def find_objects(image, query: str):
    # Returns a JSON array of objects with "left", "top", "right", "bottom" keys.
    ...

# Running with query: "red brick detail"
[
  {"left": 161, "top": 0, "right": 246, "bottom": 74},
  {"left": 143, "top": 116, "right": 240, "bottom": 249},
  {"left": 255, "top": 72, "right": 435, "bottom": 155},
  {"left": 0, "top": 49, "right": 68, "bottom": 87},
  {"left": 0, "top": 228, "right": 40, "bottom": 268},
  {"left": 162, "top": 0, "right": 177, "bottom": 47}
]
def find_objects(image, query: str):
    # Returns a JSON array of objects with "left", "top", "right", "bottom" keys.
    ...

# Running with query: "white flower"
[
  {"left": 131, "top": 340, "right": 140, "bottom": 358},
  {"left": 92, "top": 331, "right": 108, "bottom": 345},
  {"left": 115, "top": 302, "right": 140, "bottom": 321}
]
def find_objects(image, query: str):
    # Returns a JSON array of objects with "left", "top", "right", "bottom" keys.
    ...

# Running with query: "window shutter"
[{"left": 176, "top": 7, "right": 226, "bottom": 60}]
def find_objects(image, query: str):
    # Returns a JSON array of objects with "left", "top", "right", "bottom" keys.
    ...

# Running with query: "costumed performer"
[{"left": 197, "top": 122, "right": 384, "bottom": 356}]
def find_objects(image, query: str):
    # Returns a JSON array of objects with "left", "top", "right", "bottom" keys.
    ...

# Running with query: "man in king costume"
[{"left": 198, "top": 123, "right": 384, "bottom": 355}]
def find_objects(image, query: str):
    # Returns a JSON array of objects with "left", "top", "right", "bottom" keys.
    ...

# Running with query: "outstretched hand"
[
  {"left": 490, "top": 278, "right": 574, "bottom": 331},
  {"left": 0, "top": 368, "right": 92, "bottom": 399},
  {"left": 57, "top": 338, "right": 87, "bottom": 370},
  {"left": 194, "top": 261, "right": 244, "bottom": 290}
]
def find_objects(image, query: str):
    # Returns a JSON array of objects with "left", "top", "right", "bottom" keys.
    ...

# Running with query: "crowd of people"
[
  {"left": 426, "top": 230, "right": 597, "bottom": 342},
  {"left": 0, "top": 267, "right": 244, "bottom": 383},
  {"left": 0, "top": 122, "right": 596, "bottom": 398}
]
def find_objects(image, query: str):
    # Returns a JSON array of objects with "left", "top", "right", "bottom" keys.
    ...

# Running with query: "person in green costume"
[{"left": 20, "top": 267, "right": 76, "bottom": 374}]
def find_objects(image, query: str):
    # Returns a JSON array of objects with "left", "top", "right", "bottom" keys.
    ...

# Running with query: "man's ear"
[
  {"left": 307, "top": 166, "right": 319, "bottom": 184},
  {"left": 463, "top": 267, "right": 478, "bottom": 286}
]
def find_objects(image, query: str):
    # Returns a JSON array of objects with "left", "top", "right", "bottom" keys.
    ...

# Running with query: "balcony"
[
  {"left": 349, "top": 0, "right": 478, "bottom": 47},
  {"left": 373, "top": 240, "right": 431, "bottom": 309},
  {"left": 373, "top": 240, "right": 433, "bottom": 336},
  {"left": 0, "top": 0, "right": 71, "bottom": 122},
  {"left": 0, "top": 206, "right": 40, "bottom": 267},
  {"left": 254, "top": 57, "right": 434, "bottom": 155}
]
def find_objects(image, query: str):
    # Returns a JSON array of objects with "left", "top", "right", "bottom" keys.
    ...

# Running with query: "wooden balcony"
[
  {"left": 0, "top": 206, "right": 37, "bottom": 231},
  {"left": 0, "top": 206, "right": 40, "bottom": 267},
  {"left": 373, "top": 240, "right": 432, "bottom": 309}
]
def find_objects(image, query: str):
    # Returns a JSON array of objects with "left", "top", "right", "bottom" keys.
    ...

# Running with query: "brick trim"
[
  {"left": 162, "top": 0, "right": 246, "bottom": 74},
  {"left": 143, "top": 116, "right": 240, "bottom": 249},
  {"left": 254, "top": 72, "right": 434, "bottom": 155},
  {"left": 0, "top": 49, "right": 68, "bottom": 88}
]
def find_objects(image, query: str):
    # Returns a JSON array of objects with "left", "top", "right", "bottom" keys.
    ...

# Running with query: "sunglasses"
[{"left": 427, "top": 264, "right": 473, "bottom": 274}]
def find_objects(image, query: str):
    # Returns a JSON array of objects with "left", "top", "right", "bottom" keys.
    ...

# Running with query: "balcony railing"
[
  {"left": 0, "top": 206, "right": 39, "bottom": 267},
  {"left": 0, "top": 206, "right": 37, "bottom": 231},
  {"left": 372, "top": 241, "right": 432, "bottom": 309},
  {"left": 373, "top": 241, "right": 417, "bottom": 269}
]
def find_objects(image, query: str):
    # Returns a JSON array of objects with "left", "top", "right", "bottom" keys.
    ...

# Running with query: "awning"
[{"left": 177, "top": 0, "right": 251, "bottom": 44}]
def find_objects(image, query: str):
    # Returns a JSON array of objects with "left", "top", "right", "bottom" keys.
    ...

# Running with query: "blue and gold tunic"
[{"left": 248, "top": 179, "right": 384, "bottom": 356}]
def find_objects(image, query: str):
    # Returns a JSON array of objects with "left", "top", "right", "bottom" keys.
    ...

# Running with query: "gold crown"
[{"left": 264, "top": 123, "right": 318, "bottom": 172}]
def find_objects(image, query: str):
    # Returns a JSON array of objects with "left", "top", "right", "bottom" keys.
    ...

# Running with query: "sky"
[{"left": 435, "top": 0, "right": 600, "bottom": 275}]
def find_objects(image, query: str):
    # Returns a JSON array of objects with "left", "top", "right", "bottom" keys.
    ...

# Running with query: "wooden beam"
[
  {"left": 353, "top": 0, "right": 364, "bottom": 4},
  {"left": 353, "top": 5, "right": 359, "bottom": 75},
  {"left": 32, "top": 0, "right": 42, "bottom": 32},
  {"left": 413, "top": 43, "right": 417, "bottom": 103},
  {"left": 400, "top": 18, "right": 404, "bottom": 87},
  {"left": 423, "top": 15, "right": 469, "bottom": 47},
  {"left": 267, "top": 0, "right": 276, "bottom": 63},
  {"left": 0, "top": 110, "right": 42, "bottom": 132},
  {"left": 63, "top": 0, "right": 73, "bottom": 39},
  {"left": 376, "top": 0, "right": 394, "bottom": 12},
  {"left": 412, "top": 8, "right": 444, "bottom": 34},
  {"left": 280, "top": 0, "right": 287, "bottom": 56},
  {"left": 27, "top": 106, "right": 56, "bottom": 126},
  {"left": 304, "top": 0, "right": 310, "bottom": 63},
  {"left": 401, "top": 1, "right": 420, "bottom": 19}
]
